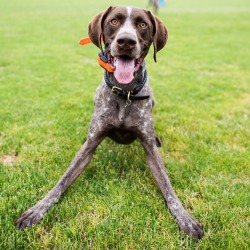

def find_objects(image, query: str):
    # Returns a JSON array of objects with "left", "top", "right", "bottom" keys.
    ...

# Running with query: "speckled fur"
[{"left": 16, "top": 6, "right": 203, "bottom": 241}]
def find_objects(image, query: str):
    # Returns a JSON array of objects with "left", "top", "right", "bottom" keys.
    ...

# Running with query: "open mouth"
[{"left": 108, "top": 54, "right": 144, "bottom": 84}]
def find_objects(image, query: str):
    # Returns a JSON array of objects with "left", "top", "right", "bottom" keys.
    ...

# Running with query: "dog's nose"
[{"left": 117, "top": 34, "right": 137, "bottom": 50}]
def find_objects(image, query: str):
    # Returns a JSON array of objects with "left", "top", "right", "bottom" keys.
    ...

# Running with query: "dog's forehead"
[
  {"left": 130, "top": 7, "right": 149, "bottom": 19},
  {"left": 108, "top": 6, "right": 149, "bottom": 20}
]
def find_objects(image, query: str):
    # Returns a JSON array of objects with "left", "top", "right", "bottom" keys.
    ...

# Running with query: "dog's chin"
[{"left": 108, "top": 53, "right": 144, "bottom": 84}]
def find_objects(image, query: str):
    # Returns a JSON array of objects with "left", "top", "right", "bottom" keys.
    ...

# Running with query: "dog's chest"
[{"left": 94, "top": 81, "right": 153, "bottom": 129}]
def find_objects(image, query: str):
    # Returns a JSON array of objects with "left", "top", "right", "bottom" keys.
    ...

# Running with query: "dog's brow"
[{"left": 126, "top": 6, "right": 132, "bottom": 17}]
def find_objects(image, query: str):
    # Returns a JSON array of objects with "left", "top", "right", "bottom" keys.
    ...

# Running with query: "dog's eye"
[
  {"left": 110, "top": 19, "right": 118, "bottom": 26},
  {"left": 139, "top": 22, "right": 148, "bottom": 29}
]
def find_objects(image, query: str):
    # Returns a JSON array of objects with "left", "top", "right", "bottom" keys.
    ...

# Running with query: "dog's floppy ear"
[
  {"left": 88, "top": 6, "right": 114, "bottom": 49},
  {"left": 147, "top": 11, "right": 168, "bottom": 62}
]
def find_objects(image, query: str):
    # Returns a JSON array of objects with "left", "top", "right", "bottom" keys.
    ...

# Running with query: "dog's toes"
[
  {"left": 178, "top": 213, "right": 203, "bottom": 241},
  {"left": 16, "top": 208, "right": 44, "bottom": 230},
  {"left": 189, "top": 219, "right": 203, "bottom": 241}
]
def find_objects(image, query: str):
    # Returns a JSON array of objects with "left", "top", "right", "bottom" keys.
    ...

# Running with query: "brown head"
[{"left": 88, "top": 6, "right": 168, "bottom": 84}]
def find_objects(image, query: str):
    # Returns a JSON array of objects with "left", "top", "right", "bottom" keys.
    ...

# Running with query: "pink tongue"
[{"left": 114, "top": 57, "right": 135, "bottom": 84}]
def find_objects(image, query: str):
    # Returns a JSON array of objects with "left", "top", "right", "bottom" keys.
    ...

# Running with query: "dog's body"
[{"left": 16, "top": 6, "right": 203, "bottom": 240}]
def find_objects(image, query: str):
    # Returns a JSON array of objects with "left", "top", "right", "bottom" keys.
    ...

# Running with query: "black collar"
[{"left": 104, "top": 70, "right": 150, "bottom": 101}]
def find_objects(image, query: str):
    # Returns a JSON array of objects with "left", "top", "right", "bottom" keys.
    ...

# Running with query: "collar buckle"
[{"left": 112, "top": 86, "right": 123, "bottom": 96}]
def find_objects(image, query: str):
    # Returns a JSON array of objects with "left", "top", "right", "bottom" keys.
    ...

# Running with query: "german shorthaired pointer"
[{"left": 16, "top": 6, "right": 203, "bottom": 241}]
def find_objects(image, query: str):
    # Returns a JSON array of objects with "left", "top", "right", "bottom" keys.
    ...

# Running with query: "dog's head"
[{"left": 88, "top": 6, "right": 168, "bottom": 84}]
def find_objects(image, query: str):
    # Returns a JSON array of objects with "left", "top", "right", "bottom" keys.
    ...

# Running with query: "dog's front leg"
[
  {"left": 16, "top": 134, "right": 104, "bottom": 230},
  {"left": 140, "top": 139, "right": 203, "bottom": 241}
]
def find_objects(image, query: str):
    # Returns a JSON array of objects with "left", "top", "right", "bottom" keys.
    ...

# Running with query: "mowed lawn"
[{"left": 0, "top": 0, "right": 249, "bottom": 249}]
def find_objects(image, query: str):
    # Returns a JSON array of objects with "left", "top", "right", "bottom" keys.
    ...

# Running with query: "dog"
[{"left": 16, "top": 6, "right": 203, "bottom": 241}]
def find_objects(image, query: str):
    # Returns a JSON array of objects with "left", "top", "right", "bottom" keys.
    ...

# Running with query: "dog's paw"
[
  {"left": 177, "top": 212, "right": 203, "bottom": 241},
  {"left": 16, "top": 207, "right": 44, "bottom": 230}
]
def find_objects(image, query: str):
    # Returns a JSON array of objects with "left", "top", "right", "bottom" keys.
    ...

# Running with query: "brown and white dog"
[{"left": 16, "top": 6, "right": 203, "bottom": 241}]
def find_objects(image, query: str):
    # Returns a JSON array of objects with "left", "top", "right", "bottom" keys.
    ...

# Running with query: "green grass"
[{"left": 1, "top": 0, "right": 249, "bottom": 248}]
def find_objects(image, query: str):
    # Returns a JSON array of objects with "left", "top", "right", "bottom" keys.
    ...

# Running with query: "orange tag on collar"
[
  {"left": 97, "top": 56, "right": 114, "bottom": 73},
  {"left": 79, "top": 37, "right": 92, "bottom": 45},
  {"left": 79, "top": 36, "right": 114, "bottom": 72}
]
